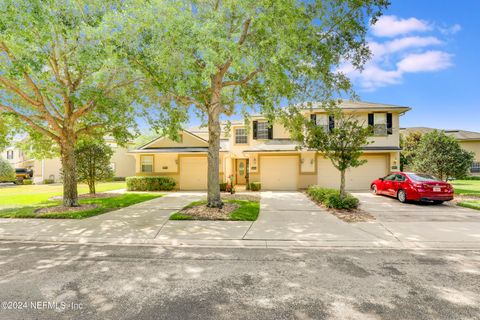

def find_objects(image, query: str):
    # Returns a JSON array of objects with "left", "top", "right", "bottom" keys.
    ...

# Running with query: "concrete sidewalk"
[{"left": 0, "top": 191, "right": 479, "bottom": 249}]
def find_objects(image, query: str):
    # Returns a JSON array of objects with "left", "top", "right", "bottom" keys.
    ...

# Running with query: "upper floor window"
[
  {"left": 472, "top": 162, "right": 480, "bottom": 173},
  {"left": 310, "top": 114, "right": 334, "bottom": 133},
  {"left": 6, "top": 150, "right": 14, "bottom": 160},
  {"left": 141, "top": 155, "right": 154, "bottom": 173},
  {"left": 253, "top": 121, "right": 272, "bottom": 140},
  {"left": 235, "top": 128, "right": 248, "bottom": 144},
  {"left": 368, "top": 112, "right": 393, "bottom": 136}
]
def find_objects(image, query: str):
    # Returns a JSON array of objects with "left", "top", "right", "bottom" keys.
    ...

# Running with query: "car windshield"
[{"left": 407, "top": 173, "right": 439, "bottom": 182}]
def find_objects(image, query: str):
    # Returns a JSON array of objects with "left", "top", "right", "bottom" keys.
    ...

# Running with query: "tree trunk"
[
  {"left": 207, "top": 92, "right": 223, "bottom": 208},
  {"left": 61, "top": 139, "right": 79, "bottom": 207},
  {"left": 340, "top": 169, "right": 346, "bottom": 198}
]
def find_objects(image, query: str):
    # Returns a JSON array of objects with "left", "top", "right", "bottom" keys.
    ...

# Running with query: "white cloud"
[
  {"left": 340, "top": 15, "right": 458, "bottom": 91},
  {"left": 397, "top": 50, "right": 453, "bottom": 73},
  {"left": 371, "top": 15, "right": 431, "bottom": 37},
  {"left": 369, "top": 36, "right": 443, "bottom": 58},
  {"left": 439, "top": 24, "right": 462, "bottom": 35}
]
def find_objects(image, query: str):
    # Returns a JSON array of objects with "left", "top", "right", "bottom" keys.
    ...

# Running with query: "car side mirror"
[{"left": 379, "top": 177, "right": 384, "bottom": 181}]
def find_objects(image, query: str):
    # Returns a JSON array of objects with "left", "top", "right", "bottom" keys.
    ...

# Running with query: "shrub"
[
  {"left": 0, "top": 157, "right": 15, "bottom": 182},
  {"left": 248, "top": 182, "right": 261, "bottom": 191},
  {"left": 43, "top": 179, "right": 54, "bottom": 184},
  {"left": 307, "top": 185, "right": 359, "bottom": 210},
  {"left": 220, "top": 182, "right": 228, "bottom": 192},
  {"left": 23, "top": 179, "right": 33, "bottom": 185},
  {"left": 324, "top": 193, "right": 359, "bottom": 210},
  {"left": 307, "top": 186, "right": 337, "bottom": 203},
  {"left": 126, "top": 176, "right": 176, "bottom": 191},
  {"left": 461, "top": 176, "right": 480, "bottom": 181}
]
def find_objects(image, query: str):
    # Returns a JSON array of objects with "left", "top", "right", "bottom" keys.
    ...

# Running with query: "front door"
[{"left": 235, "top": 159, "right": 247, "bottom": 185}]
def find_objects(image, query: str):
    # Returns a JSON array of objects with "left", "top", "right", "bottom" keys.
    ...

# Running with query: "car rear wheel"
[
  {"left": 397, "top": 189, "right": 407, "bottom": 203},
  {"left": 371, "top": 184, "right": 378, "bottom": 195}
]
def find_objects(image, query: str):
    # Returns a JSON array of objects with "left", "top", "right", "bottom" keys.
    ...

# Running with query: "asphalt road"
[{"left": 0, "top": 242, "right": 479, "bottom": 320}]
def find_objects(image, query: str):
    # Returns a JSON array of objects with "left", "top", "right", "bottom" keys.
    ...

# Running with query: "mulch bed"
[
  {"left": 49, "top": 193, "right": 121, "bottom": 201},
  {"left": 326, "top": 208, "right": 376, "bottom": 223},
  {"left": 179, "top": 202, "right": 240, "bottom": 220},
  {"left": 35, "top": 204, "right": 99, "bottom": 215}
]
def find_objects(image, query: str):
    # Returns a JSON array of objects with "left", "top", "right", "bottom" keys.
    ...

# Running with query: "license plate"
[{"left": 433, "top": 187, "right": 441, "bottom": 192}]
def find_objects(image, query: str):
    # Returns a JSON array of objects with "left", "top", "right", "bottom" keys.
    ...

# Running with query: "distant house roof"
[
  {"left": 400, "top": 127, "right": 480, "bottom": 141},
  {"left": 309, "top": 100, "right": 411, "bottom": 112}
]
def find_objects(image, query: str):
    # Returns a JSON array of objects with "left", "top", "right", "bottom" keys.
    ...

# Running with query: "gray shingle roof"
[{"left": 400, "top": 127, "right": 480, "bottom": 141}]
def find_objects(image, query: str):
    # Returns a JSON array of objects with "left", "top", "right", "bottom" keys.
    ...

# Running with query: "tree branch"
[
  {"left": 222, "top": 66, "right": 262, "bottom": 87},
  {"left": 0, "top": 103, "right": 59, "bottom": 141}
]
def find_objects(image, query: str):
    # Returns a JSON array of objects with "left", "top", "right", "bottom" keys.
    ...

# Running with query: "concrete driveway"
[{"left": 353, "top": 192, "right": 480, "bottom": 248}]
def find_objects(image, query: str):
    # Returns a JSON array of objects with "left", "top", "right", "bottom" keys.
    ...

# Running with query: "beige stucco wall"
[
  {"left": 110, "top": 146, "right": 136, "bottom": 178},
  {"left": 460, "top": 141, "right": 480, "bottom": 161}
]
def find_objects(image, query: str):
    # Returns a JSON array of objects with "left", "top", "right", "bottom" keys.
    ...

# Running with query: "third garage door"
[
  {"left": 317, "top": 154, "right": 389, "bottom": 190},
  {"left": 260, "top": 156, "right": 298, "bottom": 190}
]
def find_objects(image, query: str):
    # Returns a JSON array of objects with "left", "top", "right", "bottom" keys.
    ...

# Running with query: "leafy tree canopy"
[
  {"left": 303, "top": 108, "right": 373, "bottom": 196},
  {"left": 75, "top": 138, "right": 114, "bottom": 194},
  {"left": 0, "top": 0, "right": 143, "bottom": 206},
  {"left": 413, "top": 130, "right": 474, "bottom": 181},
  {"left": 104, "top": 0, "right": 389, "bottom": 207}
]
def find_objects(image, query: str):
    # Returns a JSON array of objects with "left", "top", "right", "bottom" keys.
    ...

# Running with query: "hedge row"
[
  {"left": 126, "top": 176, "right": 176, "bottom": 191},
  {"left": 307, "top": 186, "right": 359, "bottom": 210},
  {"left": 249, "top": 182, "right": 261, "bottom": 191}
]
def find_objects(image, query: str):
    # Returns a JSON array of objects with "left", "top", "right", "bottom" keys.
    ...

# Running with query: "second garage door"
[
  {"left": 260, "top": 156, "right": 298, "bottom": 190},
  {"left": 317, "top": 154, "right": 389, "bottom": 190},
  {"left": 179, "top": 156, "right": 208, "bottom": 190}
]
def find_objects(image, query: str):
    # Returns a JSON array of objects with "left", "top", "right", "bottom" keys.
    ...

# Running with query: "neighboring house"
[
  {"left": 1, "top": 138, "right": 137, "bottom": 183},
  {"left": 400, "top": 127, "right": 480, "bottom": 176},
  {"left": 130, "top": 101, "right": 410, "bottom": 190}
]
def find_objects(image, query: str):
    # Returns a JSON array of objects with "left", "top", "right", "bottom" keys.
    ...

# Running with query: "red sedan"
[{"left": 371, "top": 172, "right": 454, "bottom": 204}]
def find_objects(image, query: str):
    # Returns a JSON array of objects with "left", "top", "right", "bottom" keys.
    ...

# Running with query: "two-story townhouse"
[
  {"left": 1, "top": 138, "right": 137, "bottom": 183},
  {"left": 130, "top": 100, "right": 410, "bottom": 190}
]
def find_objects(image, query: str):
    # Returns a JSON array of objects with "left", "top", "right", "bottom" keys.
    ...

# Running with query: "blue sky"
[{"left": 350, "top": 0, "right": 480, "bottom": 131}]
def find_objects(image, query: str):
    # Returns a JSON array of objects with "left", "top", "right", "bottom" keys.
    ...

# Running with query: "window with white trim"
[
  {"left": 373, "top": 113, "right": 387, "bottom": 136},
  {"left": 235, "top": 128, "right": 247, "bottom": 144},
  {"left": 315, "top": 114, "right": 330, "bottom": 133},
  {"left": 257, "top": 122, "right": 269, "bottom": 139},
  {"left": 110, "top": 162, "right": 116, "bottom": 172},
  {"left": 472, "top": 161, "right": 480, "bottom": 173},
  {"left": 141, "top": 156, "right": 154, "bottom": 173},
  {"left": 6, "top": 150, "right": 13, "bottom": 160}
]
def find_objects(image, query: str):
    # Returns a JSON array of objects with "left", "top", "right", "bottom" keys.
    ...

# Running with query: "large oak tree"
[
  {"left": 0, "top": 0, "right": 141, "bottom": 206},
  {"left": 107, "top": 0, "right": 388, "bottom": 207}
]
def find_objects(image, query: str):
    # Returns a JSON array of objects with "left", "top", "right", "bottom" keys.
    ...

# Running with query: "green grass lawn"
[
  {"left": 0, "top": 193, "right": 161, "bottom": 219},
  {"left": 0, "top": 181, "right": 127, "bottom": 207},
  {"left": 170, "top": 200, "right": 260, "bottom": 221},
  {"left": 451, "top": 179, "right": 480, "bottom": 196},
  {"left": 457, "top": 200, "right": 480, "bottom": 211}
]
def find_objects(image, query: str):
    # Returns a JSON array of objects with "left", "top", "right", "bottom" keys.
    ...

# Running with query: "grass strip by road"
[
  {"left": 170, "top": 199, "right": 260, "bottom": 221},
  {"left": 457, "top": 200, "right": 480, "bottom": 211},
  {"left": 451, "top": 179, "right": 480, "bottom": 196},
  {"left": 0, "top": 193, "right": 162, "bottom": 219}
]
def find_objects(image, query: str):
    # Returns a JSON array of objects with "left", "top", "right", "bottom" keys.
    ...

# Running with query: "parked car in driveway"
[
  {"left": 15, "top": 168, "right": 33, "bottom": 180},
  {"left": 371, "top": 172, "right": 454, "bottom": 204}
]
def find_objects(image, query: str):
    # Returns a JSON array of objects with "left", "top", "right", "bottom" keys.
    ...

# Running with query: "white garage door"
[
  {"left": 179, "top": 157, "right": 208, "bottom": 190},
  {"left": 317, "top": 154, "right": 389, "bottom": 190},
  {"left": 260, "top": 156, "right": 298, "bottom": 190}
]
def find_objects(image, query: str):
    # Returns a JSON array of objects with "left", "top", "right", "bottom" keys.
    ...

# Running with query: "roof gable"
[{"left": 139, "top": 130, "right": 209, "bottom": 149}]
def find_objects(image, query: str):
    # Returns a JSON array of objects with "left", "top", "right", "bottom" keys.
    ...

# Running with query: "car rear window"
[{"left": 407, "top": 173, "right": 439, "bottom": 182}]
